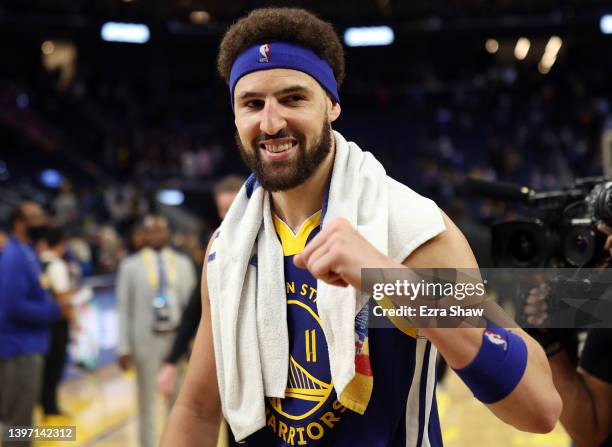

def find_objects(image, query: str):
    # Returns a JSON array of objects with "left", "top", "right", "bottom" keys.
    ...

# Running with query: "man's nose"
[{"left": 259, "top": 100, "right": 287, "bottom": 136}]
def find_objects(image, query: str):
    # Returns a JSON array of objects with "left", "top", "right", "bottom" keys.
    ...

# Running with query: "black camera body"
[{"left": 481, "top": 178, "right": 612, "bottom": 267}]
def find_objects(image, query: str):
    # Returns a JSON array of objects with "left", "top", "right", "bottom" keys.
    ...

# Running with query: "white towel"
[{"left": 207, "top": 130, "right": 446, "bottom": 441}]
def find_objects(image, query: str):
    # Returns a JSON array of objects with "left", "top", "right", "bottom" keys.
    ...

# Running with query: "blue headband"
[{"left": 229, "top": 41, "right": 340, "bottom": 109}]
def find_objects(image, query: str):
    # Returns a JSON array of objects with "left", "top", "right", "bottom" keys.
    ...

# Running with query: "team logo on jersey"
[
  {"left": 269, "top": 298, "right": 333, "bottom": 421},
  {"left": 264, "top": 220, "right": 348, "bottom": 444},
  {"left": 264, "top": 276, "right": 348, "bottom": 445},
  {"left": 259, "top": 43, "right": 271, "bottom": 63},
  {"left": 484, "top": 329, "right": 508, "bottom": 350}
]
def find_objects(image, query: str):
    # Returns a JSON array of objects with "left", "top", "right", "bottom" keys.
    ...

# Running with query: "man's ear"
[{"left": 328, "top": 98, "right": 341, "bottom": 122}]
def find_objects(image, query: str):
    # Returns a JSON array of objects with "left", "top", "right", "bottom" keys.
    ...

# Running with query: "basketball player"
[{"left": 161, "top": 8, "right": 561, "bottom": 446}]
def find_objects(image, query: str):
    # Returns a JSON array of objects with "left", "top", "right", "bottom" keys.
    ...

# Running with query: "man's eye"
[
  {"left": 245, "top": 100, "right": 264, "bottom": 109},
  {"left": 284, "top": 95, "right": 305, "bottom": 103}
]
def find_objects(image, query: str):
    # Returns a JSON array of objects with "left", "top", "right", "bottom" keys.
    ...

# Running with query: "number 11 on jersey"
[{"left": 305, "top": 329, "right": 317, "bottom": 362}]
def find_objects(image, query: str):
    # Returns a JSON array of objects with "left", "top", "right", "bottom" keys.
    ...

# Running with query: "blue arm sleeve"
[{"left": 453, "top": 325, "right": 528, "bottom": 404}]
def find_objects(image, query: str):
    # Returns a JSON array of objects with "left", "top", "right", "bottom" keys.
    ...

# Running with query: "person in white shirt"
[{"left": 37, "top": 225, "right": 74, "bottom": 419}]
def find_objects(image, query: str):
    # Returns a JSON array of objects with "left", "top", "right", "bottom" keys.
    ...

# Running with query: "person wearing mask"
[
  {"left": 116, "top": 214, "right": 196, "bottom": 447},
  {"left": 0, "top": 202, "right": 72, "bottom": 447}
]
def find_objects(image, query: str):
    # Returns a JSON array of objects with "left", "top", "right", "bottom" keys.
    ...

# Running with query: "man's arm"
[
  {"left": 160, "top": 235, "right": 221, "bottom": 446},
  {"left": 405, "top": 212, "right": 562, "bottom": 433},
  {"left": 157, "top": 284, "right": 202, "bottom": 399},
  {"left": 165, "top": 283, "right": 202, "bottom": 364},
  {"left": 294, "top": 211, "right": 562, "bottom": 433},
  {"left": 1, "top": 253, "right": 60, "bottom": 326},
  {"left": 116, "top": 260, "right": 133, "bottom": 361},
  {"left": 46, "top": 260, "right": 75, "bottom": 320},
  {"left": 548, "top": 331, "right": 612, "bottom": 447},
  {"left": 185, "top": 258, "right": 197, "bottom": 301}
]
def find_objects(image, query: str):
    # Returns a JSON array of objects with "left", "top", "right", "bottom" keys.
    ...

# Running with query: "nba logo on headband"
[
  {"left": 258, "top": 43, "right": 271, "bottom": 63},
  {"left": 229, "top": 41, "right": 340, "bottom": 109}
]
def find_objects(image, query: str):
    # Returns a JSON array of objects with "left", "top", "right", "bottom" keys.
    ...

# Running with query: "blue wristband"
[{"left": 453, "top": 325, "right": 528, "bottom": 404}]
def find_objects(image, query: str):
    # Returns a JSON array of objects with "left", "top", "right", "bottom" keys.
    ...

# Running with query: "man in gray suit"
[{"left": 116, "top": 214, "right": 196, "bottom": 447}]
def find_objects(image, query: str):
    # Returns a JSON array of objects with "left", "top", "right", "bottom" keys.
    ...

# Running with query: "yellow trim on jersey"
[
  {"left": 377, "top": 295, "right": 418, "bottom": 338},
  {"left": 339, "top": 375, "right": 372, "bottom": 414},
  {"left": 287, "top": 300, "right": 322, "bottom": 326},
  {"left": 273, "top": 211, "right": 322, "bottom": 256}
]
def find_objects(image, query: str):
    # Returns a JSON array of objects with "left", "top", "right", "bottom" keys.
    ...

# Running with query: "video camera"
[{"left": 466, "top": 177, "right": 612, "bottom": 268}]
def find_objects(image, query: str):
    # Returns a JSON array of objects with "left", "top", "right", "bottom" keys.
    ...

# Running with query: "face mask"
[{"left": 27, "top": 225, "right": 48, "bottom": 242}]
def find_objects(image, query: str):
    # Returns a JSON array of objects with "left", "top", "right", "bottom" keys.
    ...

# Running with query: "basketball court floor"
[{"left": 31, "top": 363, "right": 570, "bottom": 447}]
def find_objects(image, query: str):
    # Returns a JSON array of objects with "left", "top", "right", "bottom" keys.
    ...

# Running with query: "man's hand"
[
  {"left": 118, "top": 353, "right": 132, "bottom": 371},
  {"left": 157, "top": 363, "right": 178, "bottom": 400},
  {"left": 525, "top": 283, "right": 550, "bottom": 326},
  {"left": 293, "top": 218, "right": 397, "bottom": 289},
  {"left": 58, "top": 299, "right": 75, "bottom": 321},
  {"left": 597, "top": 224, "right": 612, "bottom": 256}
]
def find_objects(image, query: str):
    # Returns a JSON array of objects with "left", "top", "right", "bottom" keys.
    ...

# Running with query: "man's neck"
[
  {"left": 12, "top": 232, "right": 28, "bottom": 244},
  {"left": 271, "top": 141, "right": 335, "bottom": 232}
]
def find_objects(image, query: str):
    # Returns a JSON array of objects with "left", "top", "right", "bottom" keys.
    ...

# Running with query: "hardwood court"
[{"left": 33, "top": 364, "right": 569, "bottom": 447}]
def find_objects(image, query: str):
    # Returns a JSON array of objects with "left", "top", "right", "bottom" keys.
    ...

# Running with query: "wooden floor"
[{"left": 33, "top": 364, "right": 569, "bottom": 447}]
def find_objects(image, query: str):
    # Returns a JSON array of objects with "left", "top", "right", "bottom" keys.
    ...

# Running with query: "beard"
[{"left": 235, "top": 118, "right": 332, "bottom": 192}]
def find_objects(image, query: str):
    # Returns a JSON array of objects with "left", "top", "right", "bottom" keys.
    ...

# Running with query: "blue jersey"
[{"left": 244, "top": 212, "right": 443, "bottom": 447}]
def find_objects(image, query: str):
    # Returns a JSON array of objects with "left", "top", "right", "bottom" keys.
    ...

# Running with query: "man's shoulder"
[
  {"left": 45, "top": 257, "right": 67, "bottom": 273},
  {"left": 0, "top": 239, "right": 27, "bottom": 266},
  {"left": 402, "top": 212, "right": 479, "bottom": 269},
  {"left": 384, "top": 177, "right": 446, "bottom": 261},
  {"left": 41, "top": 252, "right": 65, "bottom": 267},
  {"left": 169, "top": 250, "right": 193, "bottom": 268},
  {"left": 119, "top": 252, "right": 143, "bottom": 269},
  {"left": 386, "top": 176, "right": 439, "bottom": 211}
]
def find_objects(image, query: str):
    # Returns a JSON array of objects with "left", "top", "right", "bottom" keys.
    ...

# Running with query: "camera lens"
[
  {"left": 564, "top": 226, "right": 595, "bottom": 267},
  {"left": 492, "top": 220, "right": 547, "bottom": 267},
  {"left": 509, "top": 231, "right": 538, "bottom": 263},
  {"left": 574, "top": 234, "right": 588, "bottom": 251}
]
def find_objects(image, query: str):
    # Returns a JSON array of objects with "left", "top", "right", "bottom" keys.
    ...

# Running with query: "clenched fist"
[{"left": 293, "top": 218, "right": 398, "bottom": 290}]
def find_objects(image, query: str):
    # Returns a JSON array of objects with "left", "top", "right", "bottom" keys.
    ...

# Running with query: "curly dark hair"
[{"left": 217, "top": 7, "right": 345, "bottom": 89}]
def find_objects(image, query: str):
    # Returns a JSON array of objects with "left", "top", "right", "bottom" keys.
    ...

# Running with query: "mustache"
[{"left": 254, "top": 129, "right": 300, "bottom": 145}]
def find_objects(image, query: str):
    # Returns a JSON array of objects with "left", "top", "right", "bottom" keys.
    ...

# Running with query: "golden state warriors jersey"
[{"left": 244, "top": 211, "right": 443, "bottom": 447}]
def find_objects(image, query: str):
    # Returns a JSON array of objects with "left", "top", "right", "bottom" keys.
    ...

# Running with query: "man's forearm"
[
  {"left": 161, "top": 400, "right": 221, "bottom": 447},
  {"left": 420, "top": 328, "right": 481, "bottom": 368},
  {"left": 422, "top": 327, "right": 561, "bottom": 433},
  {"left": 549, "top": 350, "right": 603, "bottom": 447}
]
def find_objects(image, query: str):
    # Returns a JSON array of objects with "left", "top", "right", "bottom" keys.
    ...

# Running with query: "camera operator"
[{"left": 526, "top": 223, "right": 612, "bottom": 447}]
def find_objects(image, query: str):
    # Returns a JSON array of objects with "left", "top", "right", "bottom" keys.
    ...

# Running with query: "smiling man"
[{"left": 161, "top": 8, "right": 562, "bottom": 447}]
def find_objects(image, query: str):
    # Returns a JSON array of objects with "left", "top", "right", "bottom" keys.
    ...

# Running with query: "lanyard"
[{"left": 141, "top": 247, "right": 177, "bottom": 294}]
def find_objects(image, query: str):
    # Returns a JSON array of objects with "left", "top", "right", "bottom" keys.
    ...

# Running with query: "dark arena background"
[{"left": 1, "top": 0, "right": 612, "bottom": 446}]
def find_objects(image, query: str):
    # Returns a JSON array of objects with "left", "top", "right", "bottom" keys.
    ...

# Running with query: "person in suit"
[
  {"left": 155, "top": 175, "right": 245, "bottom": 400},
  {"left": 156, "top": 176, "right": 245, "bottom": 447},
  {"left": 116, "top": 214, "right": 196, "bottom": 447}
]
